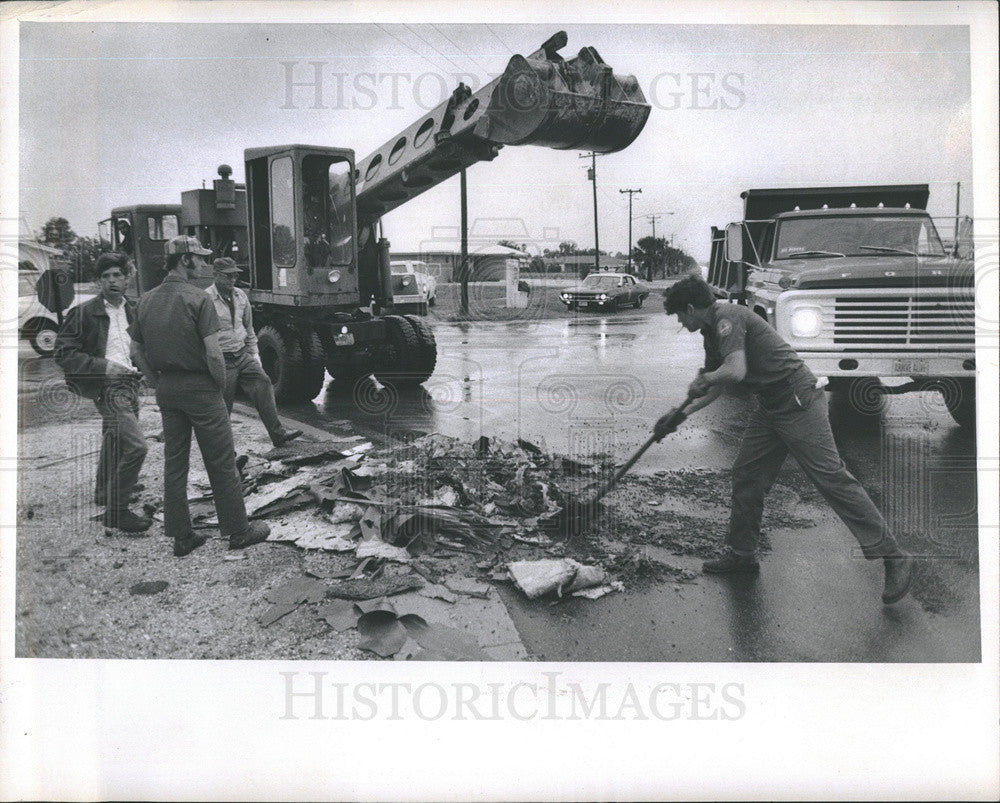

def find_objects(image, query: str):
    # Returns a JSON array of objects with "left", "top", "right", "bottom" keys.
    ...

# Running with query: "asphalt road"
[{"left": 16, "top": 305, "right": 982, "bottom": 661}]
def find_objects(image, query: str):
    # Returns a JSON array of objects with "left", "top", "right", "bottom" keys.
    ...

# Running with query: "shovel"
[{"left": 540, "top": 390, "right": 700, "bottom": 539}]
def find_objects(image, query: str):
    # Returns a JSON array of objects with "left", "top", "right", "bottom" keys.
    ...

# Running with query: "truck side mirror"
[{"left": 725, "top": 223, "right": 743, "bottom": 262}]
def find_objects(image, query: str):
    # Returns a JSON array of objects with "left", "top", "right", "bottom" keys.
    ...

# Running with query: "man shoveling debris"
[{"left": 657, "top": 276, "right": 914, "bottom": 605}]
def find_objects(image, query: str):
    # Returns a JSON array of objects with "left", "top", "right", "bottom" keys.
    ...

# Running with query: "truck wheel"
[
  {"left": 296, "top": 330, "right": 328, "bottom": 401},
  {"left": 28, "top": 321, "right": 58, "bottom": 356},
  {"left": 257, "top": 324, "right": 314, "bottom": 404},
  {"left": 943, "top": 378, "right": 976, "bottom": 429},
  {"left": 831, "top": 377, "right": 887, "bottom": 419},
  {"left": 373, "top": 315, "right": 422, "bottom": 385},
  {"left": 402, "top": 314, "right": 437, "bottom": 382}
]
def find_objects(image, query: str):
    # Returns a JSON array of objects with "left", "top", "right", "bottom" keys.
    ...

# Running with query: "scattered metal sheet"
[
  {"left": 356, "top": 610, "right": 411, "bottom": 657},
  {"left": 266, "top": 514, "right": 357, "bottom": 551},
  {"left": 355, "top": 540, "right": 412, "bottom": 563},
  {"left": 264, "top": 576, "right": 328, "bottom": 606},
  {"left": 397, "top": 614, "right": 488, "bottom": 661},
  {"left": 417, "top": 583, "right": 458, "bottom": 604},
  {"left": 316, "top": 599, "right": 361, "bottom": 632},
  {"left": 325, "top": 575, "right": 424, "bottom": 601}
]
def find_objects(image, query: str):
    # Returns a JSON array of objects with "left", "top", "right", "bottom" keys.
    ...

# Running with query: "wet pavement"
[{"left": 17, "top": 306, "right": 982, "bottom": 661}]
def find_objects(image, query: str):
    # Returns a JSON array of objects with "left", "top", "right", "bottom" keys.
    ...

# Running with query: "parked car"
[
  {"left": 18, "top": 270, "right": 95, "bottom": 356},
  {"left": 390, "top": 260, "right": 437, "bottom": 306},
  {"left": 559, "top": 272, "right": 649, "bottom": 311},
  {"left": 388, "top": 269, "right": 428, "bottom": 316}
]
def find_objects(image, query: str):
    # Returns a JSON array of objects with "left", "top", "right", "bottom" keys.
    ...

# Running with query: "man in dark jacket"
[{"left": 54, "top": 252, "right": 150, "bottom": 532}]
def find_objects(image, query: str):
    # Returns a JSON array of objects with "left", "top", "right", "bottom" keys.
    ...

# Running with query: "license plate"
[
  {"left": 334, "top": 333, "right": 355, "bottom": 346},
  {"left": 893, "top": 358, "right": 929, "bottom": 374}
]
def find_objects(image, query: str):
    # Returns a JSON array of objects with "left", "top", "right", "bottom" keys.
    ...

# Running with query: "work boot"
[
  {"left": 174, "top": 531, "right": 208, "bottom": 557},
  {"left": 703, "top": 549, "right": 760, "bottom": 575},
  {"left": 102, "top": 508, "right": 153, "bottom": 533},
  {"left": 273, "top": 429, "right": 303, "bottom": 447},
  {"left": 882, "top": 553, "right": 914, "bottom": 604},
  {"left": 229, "top": 521, "right": 270, "bottom": 550}
]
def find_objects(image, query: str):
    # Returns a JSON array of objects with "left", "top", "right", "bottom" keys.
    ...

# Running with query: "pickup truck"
[{"left": 707, "top": 184, "right": 975, "bottom": 428}]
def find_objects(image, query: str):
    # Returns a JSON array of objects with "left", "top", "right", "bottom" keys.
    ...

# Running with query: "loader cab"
[
  {"left": 180, "top": 164, "right": 251, "bottom": 276},
  {"left": 100, "top": 204, "right": 182, "bottom": 299},
  {"left": 244, "top": 145, "right": 360, "bottom": 308}
]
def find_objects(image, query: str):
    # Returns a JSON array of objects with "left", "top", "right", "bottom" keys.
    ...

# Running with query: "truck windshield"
[{"left": 775, "top": 215, "right": 946, "bottom": 260}]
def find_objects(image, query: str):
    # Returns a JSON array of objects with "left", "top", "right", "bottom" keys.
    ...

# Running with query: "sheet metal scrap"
[{"left": 325, "top": 575, "right": 424, "bottom": 601}]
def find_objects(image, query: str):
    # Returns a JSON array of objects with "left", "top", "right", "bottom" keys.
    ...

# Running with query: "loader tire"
[
  {"left": 373, "top": 315, "right": 422, "bottom": 386},
  {"left": 402, "top": 314, "right": 437, "bottom": 382},
  {"left": 257, "top": 324, "right": 320, "bottom": 404},
  {"left": 296, "top": 329, "right": 328, "bottom": 401}
]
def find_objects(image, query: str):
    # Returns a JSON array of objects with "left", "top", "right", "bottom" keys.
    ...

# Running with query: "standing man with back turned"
[
  {"left": 129, "top": 236, "right": 269, "bottom": 557},
  {"left": 205, "top": 257, "right": 302, "bottom": 447},
  {"left": 54, "top": 252, "right": 150, "bottom": 533},
  {"left": 655, "top": 275, "right": 913, "bottom": 605}
]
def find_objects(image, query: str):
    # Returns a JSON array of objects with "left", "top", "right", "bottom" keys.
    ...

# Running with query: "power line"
[
  {"left": 403, "top": 23, "right": 470, "bottom": 74},
  {"left": 373, "top": 23, "right": 454, "bottom": 75},
  {"left": 430, "top": 24, "right": 491, "bottom": 74},
  {"left": 485, "top": 24, "right": 513, "bottom": 54}
]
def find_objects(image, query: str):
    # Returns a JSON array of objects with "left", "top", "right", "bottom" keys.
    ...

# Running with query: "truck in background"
[{"left": 707, "top": 184, "right": 975, "bottom": 428}]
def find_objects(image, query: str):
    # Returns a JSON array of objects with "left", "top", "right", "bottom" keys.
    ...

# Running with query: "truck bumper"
[{"left": 798, "top": 353, "right": 976, "bottom": 379}]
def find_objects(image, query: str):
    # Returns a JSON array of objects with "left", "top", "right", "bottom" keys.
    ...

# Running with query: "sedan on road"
[{"left": 559, "top": 272, "right": 650, "bottom": 312}]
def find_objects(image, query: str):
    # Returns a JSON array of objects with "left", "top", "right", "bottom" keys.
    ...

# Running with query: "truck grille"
[{"left": 833, "top": 293, "right": 975, "bottom": 350}]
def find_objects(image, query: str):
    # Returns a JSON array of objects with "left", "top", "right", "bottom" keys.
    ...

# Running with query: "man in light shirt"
[
  {"left": 54, "top": 252, "right": 150, "bottom": 533},
  {"left": 206, "top": 258, "right": 302, "bottom": 448}
]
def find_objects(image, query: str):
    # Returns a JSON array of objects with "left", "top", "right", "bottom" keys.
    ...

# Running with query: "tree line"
[
  {"left": 503, "top": 237, "right": 698, "bottom": 280},
  {"left": 30, "top": 217, "right": 108, "bottom": 282}
]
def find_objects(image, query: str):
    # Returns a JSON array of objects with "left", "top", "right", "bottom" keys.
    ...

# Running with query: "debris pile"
[{"left": 136, "top": 431, "right": 713, "bottom": 657}]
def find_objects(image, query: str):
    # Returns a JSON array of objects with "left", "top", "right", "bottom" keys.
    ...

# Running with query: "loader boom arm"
[{"left": 353, "top": 31, "right": 650, "bottom": 226}]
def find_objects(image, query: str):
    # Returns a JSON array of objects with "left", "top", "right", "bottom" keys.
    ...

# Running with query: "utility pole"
[
  {"left": 460, "top": 168, "right": 469, "bottom": 314},
  {"left": 620, "top": 188, "right": 641, "bottom": 273},
  {"left": 955, "top": 181, "right": 961, "bottom": 247},
  {"left": 581, "top": 152, "right": 600, "bottom": 273}
]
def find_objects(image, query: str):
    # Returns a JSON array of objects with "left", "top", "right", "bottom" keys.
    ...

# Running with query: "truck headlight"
[
  {"left": 599, "top": 293, "right": 608, "bottom": 301},
  {"left": 790, "top": 306, "right": 822, "bottom": 338},
  {"left": 327, "top": 270, "right": 341, "bottom": 284}
]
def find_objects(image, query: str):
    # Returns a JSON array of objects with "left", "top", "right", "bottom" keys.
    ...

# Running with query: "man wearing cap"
[
  {"left": 129, "top": 236, "right": 269, "bottom": 557},
  {"left": 54, "top": 252, "right": 150, "bottom": 533},
  {"left": 206, "top": 257, "right": 302, "bottom": 448},
  {"left": 655, "top": 275, "right": 914, "bottom": 605}
]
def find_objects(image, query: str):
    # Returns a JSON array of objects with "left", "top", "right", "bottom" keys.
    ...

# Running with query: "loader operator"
[
  {"left": 207, "top": 257, "right": 302, "bottom": 448},
  {"left": 655, "top": 275, "right": 913, "bottom": 605},
  {"left": 129, "top": 236, "right": 269, "bottom": 557}
]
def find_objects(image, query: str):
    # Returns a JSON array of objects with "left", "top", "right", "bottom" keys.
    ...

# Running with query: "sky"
[{"left": 18, "top": 20, "right": 973, "bottom": 262}]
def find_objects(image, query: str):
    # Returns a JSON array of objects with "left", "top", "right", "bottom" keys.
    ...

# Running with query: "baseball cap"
[
  {"left": 213, "top": 257, "right": 242, "bottom": 274},
  {"left": 165, "top": 235, "right": 213, "bottom": 256}
]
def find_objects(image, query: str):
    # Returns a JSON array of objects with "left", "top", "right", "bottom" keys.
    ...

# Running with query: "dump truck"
[
  {"left": 707, "top": 185, "right": 976, "bottom": 427},
  {"left": 99, "top": 32, "right": 650, "bottom": 402}
]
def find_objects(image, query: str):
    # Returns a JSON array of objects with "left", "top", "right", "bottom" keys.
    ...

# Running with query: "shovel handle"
[{"left": 595, "top": 389, "right": 701, "bottom": 501}]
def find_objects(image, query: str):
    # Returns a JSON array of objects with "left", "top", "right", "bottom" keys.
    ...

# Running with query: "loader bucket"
[{"left": 474, "top": 48, "right": 650, "bottom": 154}]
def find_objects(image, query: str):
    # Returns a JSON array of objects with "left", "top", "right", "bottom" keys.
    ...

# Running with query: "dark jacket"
[{"left": 54, "top": 295, "right": 136, "bottom": 400}]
